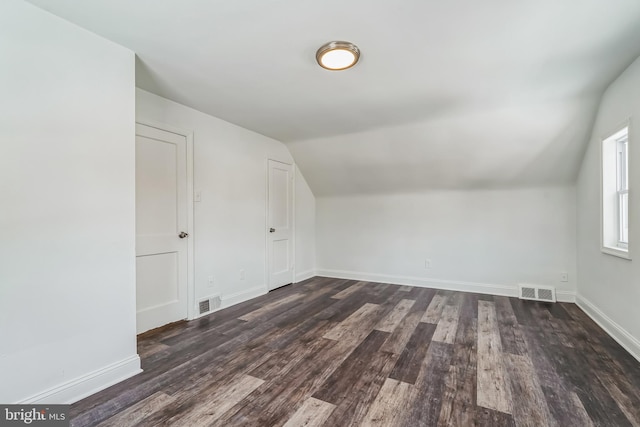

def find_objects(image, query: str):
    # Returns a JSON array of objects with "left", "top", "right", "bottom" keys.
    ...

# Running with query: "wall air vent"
[
  {"left": 198, "top": 299, "right": 210, "bottom": 315},
  {"left": 518, "top": 285, "right": 556, "bottom": 303},
  {"left": 198, "top": 295, "right": 221, "bottom": 316}
]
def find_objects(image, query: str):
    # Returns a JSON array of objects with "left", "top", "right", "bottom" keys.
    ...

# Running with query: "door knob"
[
  {"left": 269, "top": 228, "right": 275, "bottom": 233},
  {"left": 179, "top": 231, "right": 189, "bottom": 239}
]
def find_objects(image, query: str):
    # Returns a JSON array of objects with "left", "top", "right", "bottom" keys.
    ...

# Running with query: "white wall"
[
  {"left": 287, "top": 98, "right": 598, "bottom": 197},
  {"left": 0, "top": 0, "right": 139, "bottom": 403},
  {"left": 136, "top": 89, "right": 316, "bottom": 309},
  {"left": 576, "top": 55, "right": 640, "bottom": 360},
  {"left": 317, "top": 188, "right": 576, "bottom": 299},
  {"left": 295, "top": 168, "right": 316, "bottom": 282}
]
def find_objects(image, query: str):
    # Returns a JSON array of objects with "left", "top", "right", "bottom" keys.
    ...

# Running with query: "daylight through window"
[{"left": 602, "top": 126, "right": 630, "bottom": 258}]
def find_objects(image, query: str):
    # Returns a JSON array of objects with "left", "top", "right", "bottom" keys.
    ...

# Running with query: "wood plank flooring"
[{"left": 70, "top": 278, "right": 640, "bottom": 426}]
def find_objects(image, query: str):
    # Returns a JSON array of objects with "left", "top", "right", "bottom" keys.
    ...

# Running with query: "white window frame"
[
  {"left": 617, "top": 135, "right": 628, "bottom": 249},
  {"left": 601, "top": 122, "right": 631, "bottom": 259}
]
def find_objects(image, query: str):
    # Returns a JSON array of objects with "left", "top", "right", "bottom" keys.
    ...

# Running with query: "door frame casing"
[
  {"left": 136, "top": 119, "right": 196, "bottom": 321},
  {"left": 265, "top": 159, "right": 296, "bottom": 291}
]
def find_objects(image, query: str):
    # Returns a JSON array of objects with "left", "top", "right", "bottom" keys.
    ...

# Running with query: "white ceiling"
[{"left": 27, "top": 0, "right": 640, "bottom": 195}]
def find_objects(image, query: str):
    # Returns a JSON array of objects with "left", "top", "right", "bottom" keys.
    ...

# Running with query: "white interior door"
[
  {"left": 268, "top": 160, "right": 294, "bottom": 290},
  {"left": 135, "top": 123, "right": 189, "bottom": 333}
]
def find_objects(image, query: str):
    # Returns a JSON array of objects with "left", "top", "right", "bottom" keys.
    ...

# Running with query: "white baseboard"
[
  {"left": 193, "top": 285, "right": 267, "bottom": 319},
  {"left": 316, "top": 269, "right": 518, "bottom": 297},
  {"left": 221, "top": 285, "right": 267, "bottom": 308},
  {"left": 556, "top": 290, "right": 576, "bottom": 303},
  {"left": 17, "top": 355, "right": 141, "bottom": 404},
  {"left": 295, "top": 270, "right": 316, "bottom": 283},
  {"left": 317, "top": 269, "right": 578, "bottom": 303},
  {"left": 576, "top": 294, "right": 640, "bottom": 363}
]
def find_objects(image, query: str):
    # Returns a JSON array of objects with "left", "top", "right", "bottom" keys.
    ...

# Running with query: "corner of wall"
[
  {"left": 18, "top": 356, "right": 141, "bottom": 404},
  {"left": 576, "top": 294, "right": 640, "bottom": 362}
]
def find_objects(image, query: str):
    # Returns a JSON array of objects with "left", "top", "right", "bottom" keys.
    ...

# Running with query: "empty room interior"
[{"left": 3, "top": 0, "right": 640, "bottom": 425}]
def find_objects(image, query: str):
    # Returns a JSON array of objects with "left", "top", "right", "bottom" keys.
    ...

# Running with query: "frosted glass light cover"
[{"left": 320, "top": 49, "right": 356, "bottom": 70}]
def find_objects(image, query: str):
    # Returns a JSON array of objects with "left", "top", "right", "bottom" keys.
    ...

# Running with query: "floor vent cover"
[
  {"left": 198, "top": 295, "right": 221, "bottom": 315},
  {"left": 519, "top": 285, "right": 556, "bottom": 303}
]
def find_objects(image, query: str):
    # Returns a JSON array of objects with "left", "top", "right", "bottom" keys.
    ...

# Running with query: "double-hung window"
[
  {"left": 602, "top": 125, "right": 630, "bottom": 258},
  {"left": 617, "top": 134, "right": 629, "bottom": 247}
]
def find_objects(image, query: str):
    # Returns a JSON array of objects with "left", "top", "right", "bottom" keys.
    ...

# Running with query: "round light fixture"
[{"left": 316, "top": 41, "right": 360, "bottom": 71}]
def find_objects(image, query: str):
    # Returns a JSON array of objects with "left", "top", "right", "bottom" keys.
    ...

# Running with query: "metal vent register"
[
  {"left": 199, "top": 296, "right": 221, "bottom": 315},
  {"left": 519, "top": 285, "right": 556, "bottom": 303},
  {"left": 199, "top": 299, "right": 210, "bottom": 315}
]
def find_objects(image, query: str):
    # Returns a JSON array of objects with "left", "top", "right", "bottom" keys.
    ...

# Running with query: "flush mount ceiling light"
[{"left": 316, "top": 41, "right": 360, "bottom": 71}]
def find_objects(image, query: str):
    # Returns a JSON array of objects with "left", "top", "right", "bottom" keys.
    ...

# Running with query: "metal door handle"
[
  {"left": 269, "top": 228, "right": 275, "bottom": 233},
  {"left": 179, "top": 231, "right": 189, "bottom": 239}
]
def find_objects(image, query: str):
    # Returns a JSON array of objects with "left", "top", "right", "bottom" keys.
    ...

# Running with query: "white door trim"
[
  {"left": 136, "top": 119, "right": 196, "bottom": 321},
  {"left": 265, "top": 158, "right": 296, "bottom": 290},
  {"left": 292, "top": 164, "right": 297, "bottom": 284}
]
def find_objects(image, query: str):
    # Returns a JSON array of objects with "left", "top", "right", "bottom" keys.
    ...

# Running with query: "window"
[
  {"left": 617, "top": 135, "right": 629, "bottom": 247},
  {"left": 602, "top": 125, "right": 630, "bottom": 258}
]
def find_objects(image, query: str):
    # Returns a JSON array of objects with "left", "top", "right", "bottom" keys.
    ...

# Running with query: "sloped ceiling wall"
[
  {"left": 26, "top": 0, "right": 640, "bottom": 195},
  {"left": 288, "top": 96, "right": 600, "bottom": 196}
]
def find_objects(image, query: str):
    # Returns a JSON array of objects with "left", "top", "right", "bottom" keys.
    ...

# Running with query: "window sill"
[{"left": 602, "top": 246, "right": 631, "bottom": 260}]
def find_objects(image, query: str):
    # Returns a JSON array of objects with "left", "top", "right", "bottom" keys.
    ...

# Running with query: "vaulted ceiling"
[{"left": 28, "top": 0, "right": 640, "bottom": 195}]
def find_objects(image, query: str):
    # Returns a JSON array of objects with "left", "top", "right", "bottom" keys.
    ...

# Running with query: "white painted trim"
[
  {"left": 600, "top": 118, "right": 633, "bottom": 261},
  {"left": 295, "top": 270, "right": 316, "bottom": 283},
  {"left": 316, "top": 269, "right": 518, "bottom": 297},
  {"left": 576, "top": 294, "right": 640, "bottom": 363},
  {"left": 135, "top": 120, "right": 196, "bottom": 321},
  {"left": 185, "top": 131, "right": 195, "bottom": 320},
  {"left": 221, "top": 285, "right": 268, "bottom": 308},
  {"left": 17, "top": 355, "right": 141, "bottom": 404},
  {"left": 264, "top": 158, "right": 270, "bottom": 294},
  {"left": 313, "top": 270, "right": 576, "bottom": 302},
  {"left": 601, "top": 246, "right": 631, "bottom": 260},
  {"left": 192, "top": 285, "right": 267, "bottom": 319},
  {"left": 555, "top": 290, "right": 576, "bottom": 303},
  {"left": 292, "top": 163, "right": 297, "bottom": 285}
]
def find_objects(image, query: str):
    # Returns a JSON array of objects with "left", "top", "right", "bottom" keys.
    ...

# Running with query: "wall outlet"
[
  {"left": 208, "top": 276, "right": 214, "bottom": 287},
  {"left": 560, "top": 272, "right": 568, "bottom": 282},
  {"left": 425, "top": 259, "right": 432, "bottom": 269},
  {"left": 240, "top": 269, "right": 245, "bottom": 280},
  {"left": 194, "top": 190, "right": 202, "bottom": 202}
]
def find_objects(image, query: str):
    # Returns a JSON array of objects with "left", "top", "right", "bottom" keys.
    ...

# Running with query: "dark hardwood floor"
[{"left": 70, "top": 277, "right": 640, "bottom": 426}]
